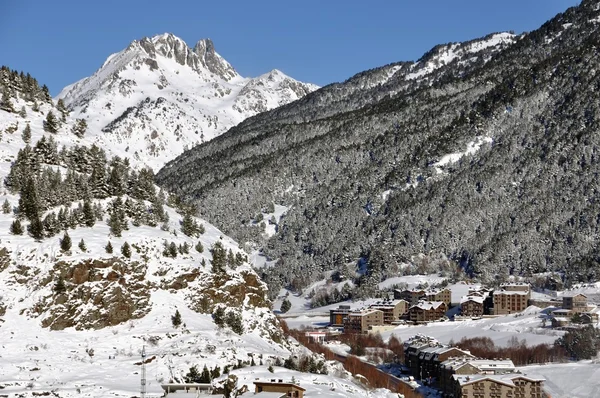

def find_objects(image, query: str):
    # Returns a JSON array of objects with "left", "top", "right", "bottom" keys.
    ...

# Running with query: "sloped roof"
[
  {"left": 410, "top": 301, "right": 446, "bottom": 310},
  {"left": 461, "top": 295, "right": 485, "bottom": 304}
]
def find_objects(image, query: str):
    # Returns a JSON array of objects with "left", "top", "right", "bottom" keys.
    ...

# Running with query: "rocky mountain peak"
[{"left": 193, "top": 38, "right": 238, "bottom": 81}]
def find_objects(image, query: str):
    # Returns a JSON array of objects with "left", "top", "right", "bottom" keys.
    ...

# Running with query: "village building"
[
  {"left": 343, "top": 308, "right": 384, "bottom": 334},
  {"left": 493, "top": 285, "right": 530, "bottom": 315},
  {"left": 329, "top": 304, "right": 352, "bottom": 327},
  {"left": 581, "top": 311, "right": 600, "bottom": 324},
  {"left": 460, "top": 295, "right": 485, "bottom": 317},
  {"left": 368, "top": 299, "right": 409, "bottom": 323},
  {"left": 562, "top": 293, "right": 588, "bottom": 313},
  {"left": 452, "top": 373, "right": 545, "bottom": 398},
  {"left": 408, "top": 301, "right": 447, "bottom": 323},
  {"left": 424, "top": 288, "right": 452, "bottom": 306},
  {"left": 161, "top": 383, "right": 214, "bottom": 397},
  {"left": 304, "top": 331, "right": 327, "bottom": 343},
  {"left": 439, "top": 357, "right": 482, "bottom": 393},
  {"left": 417, "top": 347, "right": 474, "bottom": 382},
  {"left": 394, "top": 289, "right": 426, "bottom": 306},
  {"left": 253, "top": 380, "right": 306, "bottom": 398},
  {"left": 551, "top": 316, "right": 571, "bottom": 328},
  {"left": 403, "top": 335, "right": 441, "bottom": 376}
]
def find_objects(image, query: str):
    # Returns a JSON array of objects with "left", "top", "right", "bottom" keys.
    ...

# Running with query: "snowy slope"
[
  {"left": 56, "top": 33, "right": 319, "bottom": 171},
  {"left": 0, "top": 98, "right": 288, "bottom": 396}
]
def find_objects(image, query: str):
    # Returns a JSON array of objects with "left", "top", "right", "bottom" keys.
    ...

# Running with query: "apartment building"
[
  {"left": 452, "top": 373, "right": 545, "bottom": 398},
  {"left": 343, "top": 309, "right": 383, "bottom": 334},
  {"left": 368, "top": 299, "right": 409, "bottom": 323},
  {"left": 408, "top": 301, "right": 447, "bottom": 322},
  {"left": 493, "top": 284, "right": 531, "bottom": 315}
]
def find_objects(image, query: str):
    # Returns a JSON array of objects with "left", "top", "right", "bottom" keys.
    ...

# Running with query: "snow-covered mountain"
[
  {"left": 0, "top": 70, "right": 367, "bottom": 398},
  {"left": 57, "top": 33, "right": 319, "bottom": 171}
]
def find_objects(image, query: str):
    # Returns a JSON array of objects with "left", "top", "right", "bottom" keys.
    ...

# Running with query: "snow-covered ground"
[
  {"left": 230, "top": 366, "right": 401, "bottom": 398},
  {"left": 518, "top": 362, "right": 600, "bottom": 398},
  {"left": 381, "top": 307, "right": 561, "bottom": 347}
]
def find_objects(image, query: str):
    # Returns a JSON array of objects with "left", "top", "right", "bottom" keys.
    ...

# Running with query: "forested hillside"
[{"left": 157, "top": 1, "right": 600, "bottom": 296}]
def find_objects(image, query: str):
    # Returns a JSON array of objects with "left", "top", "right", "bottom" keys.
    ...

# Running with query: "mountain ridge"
[
  {"left": 156, "top": 0, "right": 600, "bottom": 296},
  {"left": 56, "top": 32, "right": 318, "bottom": 171}
]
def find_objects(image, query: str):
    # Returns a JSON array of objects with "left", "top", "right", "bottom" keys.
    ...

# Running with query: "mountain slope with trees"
[{"left": 157, "top": 0, "right": 600, "bottom": 296}]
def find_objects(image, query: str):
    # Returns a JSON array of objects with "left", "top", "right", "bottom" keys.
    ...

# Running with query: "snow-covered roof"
[
  {"left": 493, "top": 290, "right": 529, "bottom": 296},
  {"left": 461, "top": 295, "right": 485, "bottom": 304},
  {"left": 453, "top": 373, "right": 545, "bottom": 387},
  {"left": 410, "top": 301, "right": 445, "bottom": 310},
  {"left": 370, "top": 299, "right": 408, "bottom": 308},
  {"left": 469, "top": 359, "right": 515, "bottom": 371},
  {"left": 348, "top": 308, "right": 383, "bottom": 317},
  {"left": 562, "top": 293, "right": 587, "bottom": 298},
  {"left": 552, "top": 317, "right": 570, "bottom": 322}
]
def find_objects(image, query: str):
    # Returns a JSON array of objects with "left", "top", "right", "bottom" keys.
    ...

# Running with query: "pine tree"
[
  {"left": 19, "top": 105, "right": 26, "bottom": 118},
  {"left": 199, "top": 365, "right": 211, "bottom": 383},
  {"left": 108, "top": 196, "right": 126, "bottom": 237},
  {"left": 28, "top": 214, "right": 44, "bottom": 240},
  {"left": 181, "top": 211, "right": 200, "bottom": 237},
  {"left": 195, "top": 241, "right": 204, "bottom": 253},
  {"left": 78, "top": 238, "right": 86, "bottom": 252},
  {"left": 83, "top": 199, "right": 95, "bottom": 227},
  {"left": 0, "top": 88, "right": 15, "bottom": 113},
  {"left": 72, "top": 118, "right": 87, "bottom": 138},
  {"left": 18, "top": 176, "right": 40, "bottom": 221},
  {"left": 60, "top": 231, "right": 72, "bottom": 252},
  {"left": 21, "top": 123, "right": 31, "bottom": 143},
  {"left": 210, "top": 241, "right": 227, "bottom": 273},
  {"left": 54, "top": 276, "right": 66, "bottom": 294},
  {"left": 185, "top": 365, "right": 201, "bottom": 383},
  {"left": 168, "top": 241, "right": 178, "bottom": 258},
  {"left": 9, "top": 219, "right": 23, "bottom": 235},
  {"left": 210, "top": 365, "right": 221, "bottom": 380},
  {"left": 121, "top": 241, "right": 131, "bottom": 258},
  {"left": 280, "top": 298, "right": 292, "bottom": 313},
  {"left": 42, "top": 211, "right": 59, "bottom": 237},
  {"left": 171, "top": 309, "right": 182, "bottom": 328},
  {"left": 56, "top": 98, "right": 69, "bottom": 121},
  {"left": 105, "top": 240, "right": 113, "bottom": 254},
  {"left": 43, "top": 111, "right": 59, "bottom": 133},
  {"left": 32, "top": 100, "right": 39, "bottom": 112},
  {"left": 2, "top": 199, "right": 11, "bottom": 214}
]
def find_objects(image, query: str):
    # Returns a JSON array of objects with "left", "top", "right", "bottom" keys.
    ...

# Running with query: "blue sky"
[{"left": 1, "top": 0, "right": 580, "bottom": 95}]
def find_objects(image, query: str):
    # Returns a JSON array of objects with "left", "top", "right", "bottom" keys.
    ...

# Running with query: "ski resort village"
[{"left": 4, "top": 0, "right": 600, "bottom": 398}]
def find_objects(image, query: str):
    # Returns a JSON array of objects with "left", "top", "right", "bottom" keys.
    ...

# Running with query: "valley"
[{"left": 2, "top": 1, "right": 600, "bottom": 398}]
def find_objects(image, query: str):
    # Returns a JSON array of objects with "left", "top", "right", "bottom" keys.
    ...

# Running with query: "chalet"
[
  {"left": 329, "top": 304, "right": 352, "bottom": 327},
  {"left": 551, "top": 316, "right": 570, "bottom": 328},
  {"left": 460, "top": 295, "right": 484, "bottom": 317},
  {"left": 581, "top": 311, "right": 600, "bottom": 324},
  {"left": 424, "top": 288, "right": 452, "bottom": 306},
  {"left": 394, "top": 289, "right": 426, "bottom": 305},
  {"left": 452, "top": 373, "right": 545, "bottom": 398},
  {"left": 368, "top": 299, "right": 409, "bottom": 323},
  {"left": 343, "top": 309, "right": 384, "bottom": 334},
  {"left": 562, "top": 293, "right": 588, "bottom": 313},
  {"left": 253, "top": 380, "right": 306, "bottom": 398},
  {"left": 408, "top": 301, "right": 447, "bottom": 323}
]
